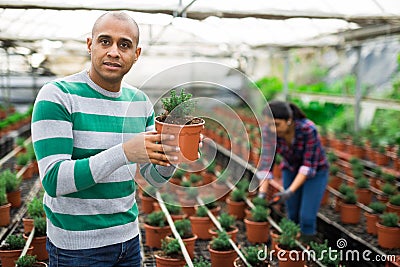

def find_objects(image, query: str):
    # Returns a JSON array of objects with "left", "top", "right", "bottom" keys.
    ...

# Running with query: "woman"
[{"left": 256, "top": 100, "right": 329, "bottom": 241}]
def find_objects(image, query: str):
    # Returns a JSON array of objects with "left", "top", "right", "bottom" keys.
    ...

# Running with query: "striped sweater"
[{"left": 31, "top": 70, "right": 170, "bottom": 250}]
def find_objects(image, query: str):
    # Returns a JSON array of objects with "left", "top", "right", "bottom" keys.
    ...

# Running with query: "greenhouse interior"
[{"left": 0, "top": 1, "right": 400, "bottom": 267}]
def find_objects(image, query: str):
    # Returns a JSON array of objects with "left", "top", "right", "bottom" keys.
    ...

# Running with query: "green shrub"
[
  {"left": 180, "top": 180, "right": 191, "bottom": 187},
  {"left": 15, "top": 255, "right": 37, "bottom": 267},
  {"left": 161, "top": 237, "right": 182, "bottom": 258},
  {"left": 187, "top": 256, "right": 211, "bottom": 267},
  {"left": 329, "top": 165, "right": 339, "bottom": 176},
  {"left": 252, "top": 196, "right": 268, "bottom": 208},
  {"left": 206, "top": 160, "right": 216, "bottom": 173},
  {"left": 278, "top": 218, "right": 300, "bottom": 249},
  {"left": 338, "top": 184, "right": 352, "bottom": 195},
  {"left": 236, "top": 179, "right": 250, "bottom": 192},
  {"left": 355, "top": 177, "right": 369, "bottom": 189},
  {"left": 380, "top": 213, "right": 399, "bottom": 227},
  {"left": 343, "top": 190, "right": 357, "bottom": 204},
  {"left": 242, "top": 245, "right": 268, "bottom": 266},
  {"left": 368, "top": 201, "right": 386, "bottom": 214},
  {"left": 27, "top": 197, "right": 45, "bottom": 218},
  {"left": 161, "top": 89, "right": 195, "bottom": 119},
  {"left": 382, "top": 173, "right": 396, "bottom": 183},
  {"left": 209, "top": 230, "right": 232, "bottom": 251},
  {"left": 174, "top": 219, "right": 193, "bottom": 238},
  {"left": 218, "top": 212, "right": 235, "bottom": 231},
  {"left": 165, "top": 202, "right": 182, "bottom": 215},
  {"left": 195, "top": 206, "right": 208, "bottom": 217},
  {"left": 146, "top": 211, "right": 167, "bottom": 227},
  {"left": 189, "top": 174, "right": 202, "bottom": 184},
  {"left": 0, "top": 169, "right": 21, "bottom": 193},
  {"left": 0, "top": 180, "right": 8, "bottom": 205},
  {"left": 382, "top": 183, "right": 397, "bottom": 196},
  {"left": 327, "top": 152, "right": 338, "bottom": 164},
  {"left": 15, "top": 137, "right": 26, "bottom": 147},
  {"left": 185, "top": 187, "right": 199, "bottom": 199},
  {"left": 389, "top": 194, "right": 400, "bottom": 206},
  {"left": 34, "top": 216, "right": 47, "bottom": 237},
  {"left": 250, "top": 206, "right": 269, "bottom": 222},
  {"left": 310, "top": 239, "right": 340, "bottom": 266},
  {"left": 3, "top": 234, "right": 26, "bottom": 250},
  {"left": 173, "top": 168, "right": 185, "bottom": 179},
  {"left": 230, "top": 189, "right": 246, "bottom": 202},
  {"left": 16, "top": 153, "right": 30, "bottom": 166}
]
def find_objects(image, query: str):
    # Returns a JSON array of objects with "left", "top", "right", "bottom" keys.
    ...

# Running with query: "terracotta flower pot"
[
  {"left": 155, "top": 254, "right": 186, "bottom": 267},
  {"left": 0, "top": 247, "right": 33, "bottom": 267},
  {"left": 275, "top": 243, "right": 306, "bottom": 267},
  {"left": 356, "top": 188, "right": 372, "bottom": 205},
  {"left": 139, "top": 193, "right": 155, "bottom": 214},
  {"left": 0, "top": 203, "right": 11, "bottom": 226},
  {"left": 189, "top": 216, "right": 213, "bottom": 240},
  {"left": 386, "top": 203, "right": 400, "bottom": 217},
  {"left": 209, "top": 227, "right": 239, "bottom": 242},
  {"left": 376, "top": 223, "right": 400, "bottom": 249},
  {"left": 364, "top": 212, "right": 379, "bottom": 235},
  {"left": 244, "top": 218, "right": 270, "bottom": 244},
  {"left": 23, "top": 217, "right": 35, "bottom": 234},
  {"left": 155, "top": 116, "right": 205, "bottom": 162},
  {"left": 23, "top": 234, "right": 48, "bottom": 261},
  {"left": 226, "top": 198, "right": 246, "bottom": 220},
  {"left": 269, "top": 229, "right": 280, "bottom": 257},
  {"left": 143, "top": 224, "right": 171, "bottom": 248},
  {"left": 208, "top": 245, "right": 238, "bottom": 267},
  {"left": 6, "top": 189, "right": 21, "bottom": 208},
  {"left": 340, "top": 203, "right": 360, "bottom": 224}
]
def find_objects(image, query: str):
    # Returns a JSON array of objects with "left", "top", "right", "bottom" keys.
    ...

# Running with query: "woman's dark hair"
[{"left": 263, "top": 100, "right": 306, "bottom": 120}]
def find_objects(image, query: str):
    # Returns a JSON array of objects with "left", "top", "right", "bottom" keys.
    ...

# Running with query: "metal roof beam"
[{"left": 1, "top": 2, "right": 400, "bottom": 25}]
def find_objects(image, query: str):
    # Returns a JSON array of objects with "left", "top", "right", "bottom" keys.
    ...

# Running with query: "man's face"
[{"left": 87, "top": 15, "right": 141, "bottom": 90}]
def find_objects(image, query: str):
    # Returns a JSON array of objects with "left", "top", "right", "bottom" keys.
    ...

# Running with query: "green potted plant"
[
  {"left": 209, "top": 212, "right": 238, "bottom": 242},
  {"left": 23, "top": 196, "right": 45, "bottom": 234},
  {"left": 1, "top": 169, "right": 22, "bottom": 208},
  {"left": 340, "top": 189, "right": 360, "bottom": 224},
  {"left": 155, "top": 238, "right": 185, "bottom": 267},
  {"left": 189, "top": 206, "right": 213, "bottom": 240},
  {"left": 188, "top": 256, "right": 210, "bottom": 267},
  {"left": 355, "top": 176, "right": 371, "bottom": 205},
  {"left": 378, "top": 183, "right": 398, "bottom": 203},
  {"left": 309, "top": 239, "right": 341, "bottom": 267},
  {"left": 365, "top": 201, "right": 386, "bottom": 235},
  {"left": 144, "top": 211, "right": 171, "bottom": 248},
  {"left": 234, "top": 245, "right": 269, "bottom": 267},
  {"left": 226, "top": 188, "right": 247, "bottom": 220},
  {"left": 376, "top": 212, "right": 400, "bottom": 249},
  {"left": 0, "top": 234, "right": 33, "bottom": 267},
  {"left": 15, "top": 254, "right": 48, "bottom": 267},
  {"left": 171, "top": 219, "right": 197, "bottom": 259},
  {"left": 387, "top": 194, "right": 400, "bottom": 216},
  {"left": 202, "top": 195, "right": 221, "bottom": 215},
  {"left": 328, "top": 165, "right": 341, "bottom": 190},
  {"left": 275, "top": 219, "right": 304, "bottom": 267},
  {"left": 208, "top": 231, "right": 237, "bottom": 267},
  {"left": 0, "top": 180, "right": 11, "bottom": 227},
  {"left": 24, "top": 216, "right": 48, "bottom": 261},
  {"left": 165, "top": 201, "right": 186, "bottom": 221},
  {"left": 155, "top": 88, "right": 205, "bottom": 162},
  {"left": 244, "top": 205, "right": 270, "bottom": 243}
]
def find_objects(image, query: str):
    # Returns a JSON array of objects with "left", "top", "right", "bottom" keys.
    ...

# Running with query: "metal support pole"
[
  {"left": 354, "top": 46, "right": 362, "bottom": 133},
  {"left": 283, "top": 51, "right": 290, "bottom": 101}
]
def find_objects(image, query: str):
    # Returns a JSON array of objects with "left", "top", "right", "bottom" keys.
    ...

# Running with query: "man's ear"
[{"left": 86, "top": 37, "right": 92, "bottom": 54}]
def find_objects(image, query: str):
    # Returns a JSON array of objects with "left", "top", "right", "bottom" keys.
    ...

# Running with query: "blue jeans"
[
  {"left": 46, "top": 235, "right": 141, "bottom": 267},
  {"left": 282, "top": 168, "right": 328, "bottom": 235}
]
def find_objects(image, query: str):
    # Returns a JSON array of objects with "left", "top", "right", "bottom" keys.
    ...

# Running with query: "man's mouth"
[{"left": 104, "top": 62, "right": 121, "bottom": 67}]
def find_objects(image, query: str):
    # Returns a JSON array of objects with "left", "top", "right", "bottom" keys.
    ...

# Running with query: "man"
[{"left": 31, "top": 11, "right": 178, "bottom": 266}]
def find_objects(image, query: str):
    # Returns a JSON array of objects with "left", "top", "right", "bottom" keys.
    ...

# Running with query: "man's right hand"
[{"left": 123, "top": 131, "right": 180, "bottom": 166}]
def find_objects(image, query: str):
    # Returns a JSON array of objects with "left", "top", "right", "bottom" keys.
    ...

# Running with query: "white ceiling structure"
[{"left": 1, "top": 0, "right": 400, "bottom": 82}]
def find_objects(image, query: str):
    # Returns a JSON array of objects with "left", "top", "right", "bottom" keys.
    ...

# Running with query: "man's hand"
[{"left": 123, "top": 131, "right": 180, "bottom": 166}]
